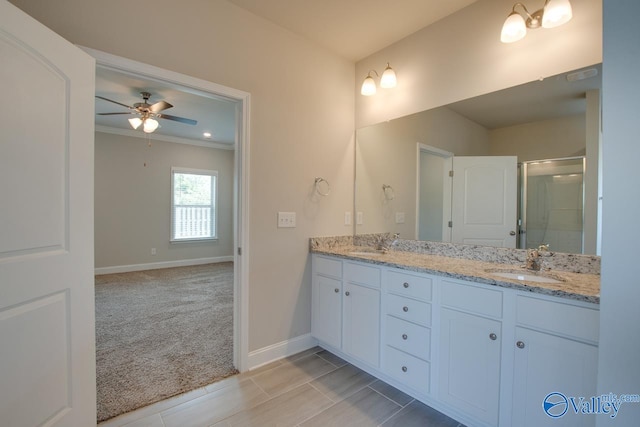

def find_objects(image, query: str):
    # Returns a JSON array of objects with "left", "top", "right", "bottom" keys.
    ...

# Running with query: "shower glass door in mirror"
[{"left": 519, "top": 157, "right": 585, "bottom": 253}]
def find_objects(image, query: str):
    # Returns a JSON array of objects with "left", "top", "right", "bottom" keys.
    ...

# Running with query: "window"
[{"left": 171, "top": 167, "right": 218, "bottom": 241}]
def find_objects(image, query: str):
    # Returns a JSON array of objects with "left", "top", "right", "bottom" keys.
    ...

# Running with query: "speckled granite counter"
[{"left": 310, "top": 236, "right": 600, "bottom": 304}]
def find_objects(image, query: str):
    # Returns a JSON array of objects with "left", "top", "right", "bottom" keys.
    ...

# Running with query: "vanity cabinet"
[
  {"left": 312, "top": 255, "right": 381, "bottom": 368},
  {"left": 382, "top": 270, "right": 433, "bottom": 395},
  {"left": 311, "top": 256, "right": 342, "bottom": 349},
  {"left": 311, "top": 254, "right": 599, "bottom": 427},
  {"left": 438, "top": 279, "right": 503, "bottom": 426},
  {"left": 510, "top": 295, "right": 599, "bottom": 427}
]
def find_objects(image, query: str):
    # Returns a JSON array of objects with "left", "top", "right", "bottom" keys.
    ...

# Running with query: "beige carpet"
[{"left": 95, "top": 262, "right": 238, "bottom": 422}]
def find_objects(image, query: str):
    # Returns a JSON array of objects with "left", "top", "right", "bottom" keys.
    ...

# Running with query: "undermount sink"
[{"left": 485, "top": 268, "right": 565, "bottom": 284}]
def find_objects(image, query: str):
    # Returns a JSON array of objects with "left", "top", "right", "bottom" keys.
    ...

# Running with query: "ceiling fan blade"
[
  {"left": 95, "top": 95, "right": 134, "bottom": 110},
  {"left": 97, "top": 112, "right": 135, "bottom": 115},
  {"left": 149, "top": 100, "right": 173, "bottom": 113},
  {"left": 158, "top": 113, "right": 197, "bottom": 125}
]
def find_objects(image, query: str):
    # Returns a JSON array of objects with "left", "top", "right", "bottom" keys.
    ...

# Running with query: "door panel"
[
  {"left": 452, "top": 156, "right": 517, "bottom": 248},
  {"left": 0, "top": 2, "right": 96, "bottom": 426}
]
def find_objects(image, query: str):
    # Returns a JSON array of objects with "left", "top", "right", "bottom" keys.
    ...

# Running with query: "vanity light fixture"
[
  {"left": 500, "top": 0, "right": 573, "bottom": 43},
  {"left": 361, "top": 62, "right": 397, "bottom": 96}
]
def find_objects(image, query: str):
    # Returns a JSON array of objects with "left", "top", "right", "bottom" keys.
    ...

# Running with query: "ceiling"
[{"left": 227, "top": 0, "right": 480, "bottom": 61}]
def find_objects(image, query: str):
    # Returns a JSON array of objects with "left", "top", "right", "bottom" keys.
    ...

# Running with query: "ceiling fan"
[{"left": 96, "top": 91, "right": 197, "bottom": 133}]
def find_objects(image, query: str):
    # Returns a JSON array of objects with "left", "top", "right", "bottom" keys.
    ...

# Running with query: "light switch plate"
[
  {"left": 395, "top": 212, "right": 405, "bottom": 224},
  {"left": 344, "top": 212, "right": 352, "bottom": 225},
  {"left": 277, "top": 211, "right": 296, "bottom": 228},
  {"left": 356, "top": 212, "right": 363, "bottom": 225}
]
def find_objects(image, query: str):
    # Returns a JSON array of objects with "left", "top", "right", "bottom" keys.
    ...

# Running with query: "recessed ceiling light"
[{"left": 203, "top": 132, "right": 212, "bottom": 138}]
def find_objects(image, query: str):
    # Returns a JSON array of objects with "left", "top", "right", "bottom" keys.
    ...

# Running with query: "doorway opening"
[{"left": 85, "top": 47, "right": 250, "bottom": 420}]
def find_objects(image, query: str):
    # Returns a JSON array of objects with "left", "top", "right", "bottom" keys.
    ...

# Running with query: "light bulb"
[
  {"left": 128, "top": 117, "right": 142, "bottom": 129},
  {"left": 501, "top": 11, "right": 527, "bottom": 43},
  {"left": 361, "top": 74, "right": 377, "bottom": 96},
  {"left": 380, "top": 63, "right": 397, "bottom": 89},
  {"left": 542, "top": 0, "right": 572, "bottom": 28},
  {"left": 143, "top": 118, "right": 159, "bottom": 133}
]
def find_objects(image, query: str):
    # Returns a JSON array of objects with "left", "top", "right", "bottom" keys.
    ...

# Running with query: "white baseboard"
[
  {"left": 247, "top": 334, "right": 319, "bottom": 371},
  {"left": 95, "top": 256, "right": 234, "bottom": 275}
]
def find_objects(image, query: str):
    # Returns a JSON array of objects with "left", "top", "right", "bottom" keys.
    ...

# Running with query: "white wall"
[
  {"left": 597, "top": 0, "right": 640, "bottom": 424},
  {"left": 9, "top": 0, "right": 355, "bottom": 353},
  {"left": 488, "top": 115, "right": 586, "bottom": 162},
  {"left": 356, "top": 0, "right": 602, "bottom": 128},
  {"left": 94, "top": 131, "right": 234, "bottom": 270}
]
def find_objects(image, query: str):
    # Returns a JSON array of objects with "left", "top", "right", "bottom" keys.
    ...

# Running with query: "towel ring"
[
  {"left": 314, "top": 177, "right": 331, "bottom": 196},
  {"left": 382, "top": 184, "right": 395, "bottom": 200}
]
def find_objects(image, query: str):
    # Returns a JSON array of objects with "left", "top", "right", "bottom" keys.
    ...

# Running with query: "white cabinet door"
[
  {"left": 0, "top": 3, "right": 96, "bottom": 426},
  {"left": 312, "top": 274, "right": 342, "bottom": 349},
  {"left": 439, "top": 308, "right": 502, "bottom": 426},
  {"left": 343, "top": 282, "right": 380, "bottom": 368},
  {"left": 511, "top": 327, "right": 598, "bottom": 427}
]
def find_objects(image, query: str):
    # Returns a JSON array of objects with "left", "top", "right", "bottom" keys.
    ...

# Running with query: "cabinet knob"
[
  {"left": 516, "top": 341, "right": 525, "bottom": 349},
  {"left": 401, "top": 366, "right": 408, "bottom": 372},
  {"left": 402, "top": 334, "right": 408, "bottom": 340},
  {"left": 489, "top": 333, "right": 497, "bottom": 341},
  {"left": 334, "top": 288, "right": 339, "bottom": 293},
  {"left": 345, "top": 291, "right": 350, "bottom": 296},
  {"left": 402, "top": 306, "right": 409, "bottom": 312},
  {"left": 403, "top": 282, "right": 410, "bottom": 288}
]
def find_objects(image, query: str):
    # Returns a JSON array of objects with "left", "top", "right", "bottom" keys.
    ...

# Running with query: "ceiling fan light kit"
[{"left": 96, "top": 91, "right": 197, "bottom": 134}]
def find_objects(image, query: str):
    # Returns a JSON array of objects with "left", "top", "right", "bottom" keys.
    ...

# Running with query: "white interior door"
[
  {"left": 0, "top": 2, "right": 96, "bottom": 426},
  {"left": 451, "top": 156, "right": 517, "bottom": 248}
]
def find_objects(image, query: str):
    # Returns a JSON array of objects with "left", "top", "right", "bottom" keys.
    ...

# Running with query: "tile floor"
[{"left": 98, "top": 347, "right": 465, "bottom": 427}]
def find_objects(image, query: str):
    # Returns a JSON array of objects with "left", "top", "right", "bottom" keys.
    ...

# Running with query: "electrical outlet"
[
  {"left": 151, "top": 248, "right": 157, "bottom": 256},
  {"left": 277, "top": 212, "right": 296, "bottom": 228},
  {"left": 344, "top": 212, "right": 352, "bottom": 225},
  {"left": 395, "top": 212, "right": 405, "bottom": 224}
]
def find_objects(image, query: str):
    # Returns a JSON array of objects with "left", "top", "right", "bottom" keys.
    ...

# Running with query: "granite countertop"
[{"left": 311, "top": 244, "right": 600, "bottom": 304}]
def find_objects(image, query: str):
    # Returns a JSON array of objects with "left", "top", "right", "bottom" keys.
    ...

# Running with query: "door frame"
[
  {"left": 81, "top": 47, "right": 251, "bottom": 371},
  {"left": 415, "top": 143, "right": 453, "bottom": 241}
]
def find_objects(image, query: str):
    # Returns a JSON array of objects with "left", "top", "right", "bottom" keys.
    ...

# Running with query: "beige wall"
[
  {"left": 94, "top": 131, "right": 234, "bottom": 269},
  {"left": 355, "top": 0, "right": 602, "bottom": 128},
  {"left": 356, "top": 106, "right": 489, "bottom": 237},
  {"left": 488, "top": 115, "right": 586, "bottom": 162},
  {"left": 10, "top": 0, "right": 355, "bottom": 352}
]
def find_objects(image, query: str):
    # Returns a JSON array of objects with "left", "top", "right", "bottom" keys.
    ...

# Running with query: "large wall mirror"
[{"left": 355, "top": 64, "right": 602, "bottom": 255}]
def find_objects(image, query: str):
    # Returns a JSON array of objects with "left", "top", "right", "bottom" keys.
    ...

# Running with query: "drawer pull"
[
  {"left": 402, "top": 334, "right": 408, "bottom": 340},
  {"left": 401, "top": 366, "right": 408, "bottom": 373},
  {"left": 345, "top": 291, "right": 350, "bottom": 296},
  {"left": 489, "top": 333, "right": 497, "bottom": 341},
  {"left": 516, "top": 341, "right": 525, "bottom": 349},
  {"left": 403, "top": 306, "right": 409, "bottom": 312},
  {"left": 334, "top": 288, "right": 339, "bottom": 293},
  {"left": 403, "top": 282, "right": 410, "bottom": 288}
]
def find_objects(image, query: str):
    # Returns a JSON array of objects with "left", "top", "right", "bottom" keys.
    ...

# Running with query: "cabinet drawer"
[
  {"left": 314, "top": 256, "right": 342, "bottom": 279},
  {"left": 345, "top": 262, "right": 381, "bottom": 288},
  {"left": 384, "top": 346, "right": 430, "bottom": 395},
  {"left": 441, "top": 279, "right": 503, "bottom": 318},
  {"left": 387, "top": 270, "right": 432, "bottom": 301},
  {"left": 385, "top": 315, "right": 430, "bottom": 360},
  {"left": 516, "top": 295, "right": 599, "bottom": 343},
  {"left": 386, "top": 294, "right": 431, "bottom": 326}
]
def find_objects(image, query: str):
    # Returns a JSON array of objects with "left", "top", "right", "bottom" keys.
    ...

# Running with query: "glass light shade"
[
  {"left": 128, "top": 117, "right": 142, "bottom": 129},
  {"left": 361, "top": 75, "right": 377, "bottom": 96},
  {"left": 380, "top": 64, "right": 397, "bottom": 89},
  {"left": 501, "top": 12, "right": 527, "bottom": 43},
  {"left": 143, "top": 118, "right": 159, "bottom": 133},
  {"left": 542, "top": 0, "right": 572, "bottom": 28}
]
